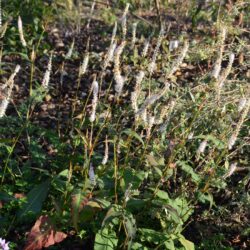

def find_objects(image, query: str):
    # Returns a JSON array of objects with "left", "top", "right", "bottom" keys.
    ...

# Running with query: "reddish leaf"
[
  {"left": 25, "top": 215, "right": 67, "bottom": 250},
  {"left": 14, "top": 193, "right": 25, "bottom": 199}
]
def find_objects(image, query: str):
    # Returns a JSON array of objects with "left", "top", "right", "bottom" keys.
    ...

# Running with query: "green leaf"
[
  {"left": 150, "top": 189, "right": 169, "bottom": 200},
  {"left": 139, "top": 228, "right": 168, "bottom": 244},
  {"left": 123, "top": 211, "right": 136, "bottom": 249},
  {"left": 177, "top": 161, "right": 200, "bottom": 184},
  {"left": 102, "top": 205, "right": 123, "bottom": 227},
  {"left": 164, "top": 239, "right": 175, "bottom": 250},
  {"left": 196, "top": 135, "right": 224, "bottom": 150},
  {"left": 206, "top": 135, "right": 224, "bottom": 150},
  {"left": 122, "top": 168, "right": 146, "bottom": 190},
  {"left": 196, "top": 192, "right": 214, "bottom": 209},
  {"left": 127, "top": 199, "right": 147, "bottom": 212},
  {"left": 131, "top": 242, "right": 149, "bottom": 250},
  {"left": 168, "top": 197, "right": 193, "bottom": 223},
  {"left": 122, "top": 129, "right": 144, "bottom": 146},
  {"left": 71, "top": 190, "right": 91, "bottom": 230},
  {"left": 146, "top": 154, "right": 159, "bottom": 167},
  {"left": 164, "top": 205, "right": 182, "bottom": 224},
  {"left": 94, "top": 227, "right": 118, "bottom": 250},
  {"left": 94, "top": 198, "right": 111, "bottom": 208},
  {"left": 17, "top": 179, "right": 50, "bottom": 218},
  {"left": 0, "top": 191, "right": 15, "bottom": 202},
  {"left": 58, "top": 169, "right": 69, "bottom": 178},
  {"left": 178, "top": 236, "right": 194, "bottom": 250}
]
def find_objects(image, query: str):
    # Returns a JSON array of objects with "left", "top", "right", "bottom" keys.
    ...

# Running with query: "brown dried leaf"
[{"left": 24, "top": 215, "right": 67, "bottom": 250}]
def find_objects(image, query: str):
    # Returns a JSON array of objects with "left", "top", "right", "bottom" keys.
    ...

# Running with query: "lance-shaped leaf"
[{"left": 17, "top": 179, "right": 50, "bottom": 219}]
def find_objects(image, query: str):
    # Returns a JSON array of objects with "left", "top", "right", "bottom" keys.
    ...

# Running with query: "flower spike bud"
[
  {"left": 65, "top": 39, "right": 75, "bottom": 59},
  {"left": 0, "top": 65, "right": 20, "bottom": 118},
  {"left": 131, "top": 22, "right": 138, "bottom": 48},
  {"left": 121, "top": 3, "right": 130, "bottom": 40},
  {"left": 122, "top": 3, "right": 130, "bottom": 19},
  {"left": 142, "top": 39, "right": 150, "bottom": 57},
  {"left": 167, "top": 40, "right": 189, "bottom": 78},
  {"left": 124, "top": 183, "right": 132, "bottom": 203},
  {"left": 18, "top": 16, "right": 27, "bottom": 47},
  {"left": 89, "top": 163, "right": 96, "bottom": 185},
  {"left": 238, "top": 98, "right": 247, "bottom": 112},
  {"left": 111, "top": 22, "right": 117, "bottom": 45},
  {"left": 146, "top": 115, "right": 155, "bottom": 139},
  {"left": 0, "top": 99, "right": 9, "bottom": 118},
  {"left": 138, "top": 83, "right": 170, "bottom": 116},
  {"left": 211, "top": 26, "right": 227, "bottom": 79},
  {"left": 197, "top": 139, "right": 207, "bottom": 154},
  {"left": 103, "top": 41, "right": 117, "bottom": 71},
  {"left": 121, "top": 15, "right": 127, "bottom": 40},
  {"left": 89, "top": 79, "right": 99, "bottom": 122},
  {"left": 86, "top": 1, "right": 96, "bottom": 29},
  {"left": 114, "top": 41, "right": 126, "bottom": 96},
  {"left": 223, "top": 163, "right": 237, "bottom": 179},
  {"left": 228, "top": 99, "right": 250, "bottom": 150},
  {"left": 169, "top": 40, "right": 179, "bottom": 51},
  {"left": 217, "top": 52, "right": 235, "bottom": 92},
  {"left": 6, "top": 64, "right": 21, "bottom": 88},
  {"left": 79, "top": 53, "right": 89, "bottom": 76},
  {"left": 148, "top": 26, "right": 165, "bottom": 75},
  {"left": 131, "top": 70, "right": 145, "bottom": 113},
  {"left": 102, "top": 135, "right": 109, "bottom": 165},
  {"left": 42, "top": 53, "right": 53, "bottom": 88}
]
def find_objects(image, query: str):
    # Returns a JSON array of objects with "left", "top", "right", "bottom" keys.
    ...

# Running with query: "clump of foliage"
[{"left": 0, "top": 1, "right": 249, "bottom": 249}]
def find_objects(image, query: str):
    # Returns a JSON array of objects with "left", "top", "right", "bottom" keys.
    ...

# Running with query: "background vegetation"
[{"left": 0, "top": 0, "right": 249, "bottom": 249}]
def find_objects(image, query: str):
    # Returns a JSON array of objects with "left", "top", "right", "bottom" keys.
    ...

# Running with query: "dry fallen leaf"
[{"left": 24, "top": 215, "right": 67, "bottom": 250}]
